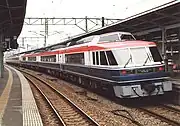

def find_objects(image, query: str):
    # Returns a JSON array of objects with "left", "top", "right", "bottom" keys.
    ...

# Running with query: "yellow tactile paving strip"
[
  {"left": 0, "top": 66, "right": 13, "bottom": 125},
  {"left": 8, "top": 66, "right": 43, "bottom": 126}
]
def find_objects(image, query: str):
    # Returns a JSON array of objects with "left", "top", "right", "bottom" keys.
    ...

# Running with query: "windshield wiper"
[
  {"left": 124, "top": 54, "right": 132, "bottom": 68},
  {"left": 143, "top": 53, "right": 151, "bottom": 66}
]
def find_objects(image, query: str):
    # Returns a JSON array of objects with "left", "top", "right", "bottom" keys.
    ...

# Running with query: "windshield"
[
  {"left": 112, "top": 48, "right": 133, "bottom": 66},
  {"left": 131, "top": 47, "right": 151, "bottom": 65},
  {"left": 112, "top": 47, "right": 161, "bottom": 67}
]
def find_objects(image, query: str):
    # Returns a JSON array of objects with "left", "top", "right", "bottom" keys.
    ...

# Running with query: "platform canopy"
[
  {"left": 81, "top": 0, "right": 180, "bottom": 41},
  {"left": 0, "top": 0, "right": 27, "bottom": 38}
]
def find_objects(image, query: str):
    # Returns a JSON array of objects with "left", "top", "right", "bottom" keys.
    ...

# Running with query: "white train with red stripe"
[{"left": 6, "top": 32, "right": 172, "bottom": 98}]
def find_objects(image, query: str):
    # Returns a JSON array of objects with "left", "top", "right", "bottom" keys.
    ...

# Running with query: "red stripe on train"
[{"left": 23, "top": 41, "right": 156, "bottom": 57}]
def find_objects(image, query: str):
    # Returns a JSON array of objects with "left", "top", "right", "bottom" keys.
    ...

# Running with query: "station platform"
[
  {"left": 168, "top": 75, "right": 180, "bottom": 105},
  {"left": 0, "top": 65, "right": 43, "bottom": 126}
]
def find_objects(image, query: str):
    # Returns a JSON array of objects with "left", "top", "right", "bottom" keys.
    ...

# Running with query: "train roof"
[
  {"left": 22, "top": 40, "right": 157, "bottom": 57},
  {"left": 20, "top": 32, "right": 154, "bottom": 56},
  {"left": 100, "top": 32, "right": 132, "bottom": 36}
]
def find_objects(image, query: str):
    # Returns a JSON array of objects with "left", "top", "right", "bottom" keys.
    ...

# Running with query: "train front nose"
[{"left": 113, "top": 80, "right": 172, "bottom": 98}]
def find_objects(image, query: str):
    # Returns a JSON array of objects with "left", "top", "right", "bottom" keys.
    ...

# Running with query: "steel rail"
[
  {"left": 21, "top": 69, "right": 100, "bottom": 126},
  {"left": 138, "top": 107, "right": 180, "bottom": 126},
  {"left": 25, "top": 74, "right": 66, "bottom": 126},
  {"left": 161, "top": 104, "right": 180, "bottom": 114}
]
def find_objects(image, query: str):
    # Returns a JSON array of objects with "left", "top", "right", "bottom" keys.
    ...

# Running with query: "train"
[{"left": 6, "top": 32, "right": 172, "bottom": 98}]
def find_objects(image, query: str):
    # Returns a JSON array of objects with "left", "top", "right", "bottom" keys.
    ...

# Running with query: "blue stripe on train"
[
  {"left": 112, "top": 72, "right": 168, "bottom": 81},
  {"left": 21, "top": 62, "right": 169, "bottom": 82}
]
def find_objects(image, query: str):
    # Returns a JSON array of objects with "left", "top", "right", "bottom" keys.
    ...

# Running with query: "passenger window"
[
  {"left": 65, "top": 53, "right": 84, "bottom": 64},
  {"left": 92, "top": 52, "right": 95, "bottom": 65},
  {"left": 96, "top": 52, "right": 99, "bottom": 65},
  {"left": 106, "top": 51, "right": 118, "bottom": 65},
  {"left": 41, "top": 55, "right": 56, "bottom": 62},
  {"left": 100, "top": 51, "right": 108, "bottom": 65},
  {"left": 149, "top": 47, "right": 162, "bottom": 62},
  {"left": 23, "top": 57, "right": 26, "bottom": 61},
  {"left": 28, "top": 57, "right": 36, "bottom": 61},
  {"left": 121, "top": 34, "right": 135, "bottom": 41},
  {"left": 76, "top": 40, "right": 84, "bottom": 45},
  {"left": 76, "top": 36, "right": 94, "bottom": 45},
  {"left": 99, "top": 34, "right": 119, "bottom": 42}
]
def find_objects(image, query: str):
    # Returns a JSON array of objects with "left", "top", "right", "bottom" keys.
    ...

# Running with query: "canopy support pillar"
[
  {"left": 162, "top": 27, "right": 168, "bottom": 72},
  {"left": 0, "top": 34, "right": 4, "bottom": 78}
]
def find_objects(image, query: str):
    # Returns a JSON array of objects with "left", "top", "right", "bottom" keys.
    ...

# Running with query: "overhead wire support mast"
[
  {"left": 24, "top": 17, "right": 122, "bottom": 32},
  {"left": 24, "top": 17, "right": 121, "bottom": 47}
]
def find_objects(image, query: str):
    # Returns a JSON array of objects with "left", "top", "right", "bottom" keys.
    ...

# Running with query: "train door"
[
  {"left": 56, "top": 54, "right": 59, "bottom": 63},
  {"left": 84, "top": 52, "right": 90, "bottom": 65},
  {"left": 89, "top": 51, "right": 93, "bottom": 65},
  {"left": 58, "top": 54, "right": 63, "bottom": 63},
  {"left": 59, "top": 54, "right": 62, "bottom": 70},
  {"left": 36, "top": 56, "right": 40, "bottom": 62},
  {"left": 60, "top": 54, "right": 65, "bottom": 63}
]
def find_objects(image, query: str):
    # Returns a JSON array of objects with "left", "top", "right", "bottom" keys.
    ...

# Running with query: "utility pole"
[
  {"left": 102, "top": 17, "right": 105, "bottom": 27},
  {"left": 85, "top": 16, "right": 88, "bottom": 33},
  {"left": 44, "top": 18, "right": 48, "bottom": 47},
  {"left": 22, "top": 37, "right": 25, "bottom": 47}
]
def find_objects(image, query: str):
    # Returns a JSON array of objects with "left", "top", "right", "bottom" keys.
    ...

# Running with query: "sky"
[
  {"left": 25, "top": 0, "right": 172, "bottom": 18},
  {"left": 18, "top": 0, "right": 174, "bottom": 51}
]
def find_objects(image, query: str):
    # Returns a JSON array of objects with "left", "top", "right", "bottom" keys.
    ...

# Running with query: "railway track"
[
  {"left": 27, "top": 74, "right": 65, "bottom": 126},
  {"left": 161, "top": 104, "right": 180, "bottom": 114},
  {"left": 23, "top": 71, "right": 99, "bottom": 126},
  {"left": 19, "top": 68, "right": 144, "bottom": 126},
  {"left": 138, "top": 104, "right": 180, "bottom": 126},
  {"left": 19, "top": 67, "right": 180, "bottom": 126}
]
